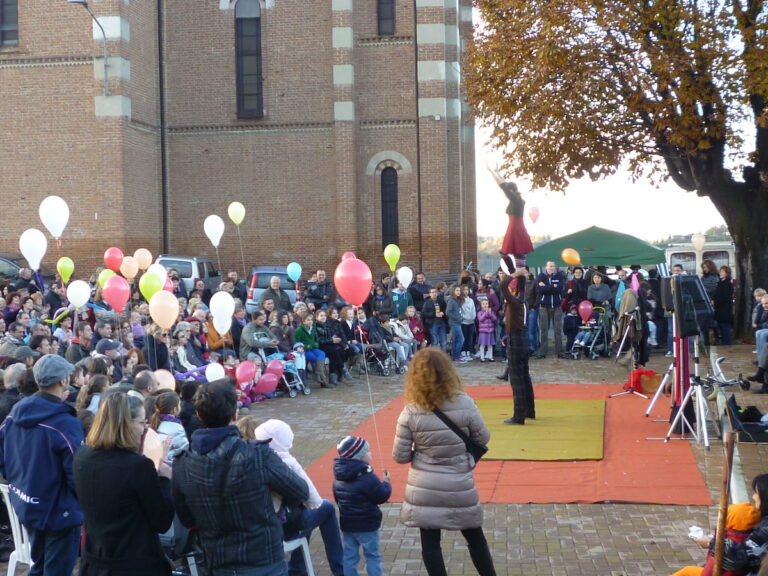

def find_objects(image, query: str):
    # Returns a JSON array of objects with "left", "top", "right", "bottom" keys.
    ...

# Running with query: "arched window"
[
  {"left": 0, "top": 0, "right": 19, "bottom": 46},
  {"left": 235, "top": 0, "right": 263, "bottom": 118},
  {"left": 377, "top": 0, "right": 395, "bottom": 36},
  {"left": 381, "top": 167, "right": 399, "bottom": 247}
]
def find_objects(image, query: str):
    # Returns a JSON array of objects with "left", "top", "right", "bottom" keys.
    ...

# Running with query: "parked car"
[
  {"left": 155, "top": 255, "right": 222, "bottom": 294},
  {"left": 0, "top": 253, "right": 55, "bottom": 290},
  {"left": 245, "top": 266, "right": 298, "bottom": 314}
]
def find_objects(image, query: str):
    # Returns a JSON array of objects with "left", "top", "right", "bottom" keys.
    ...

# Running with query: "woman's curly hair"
[{"left": 404, "top": 348, "right": 463, "bottom": 410}]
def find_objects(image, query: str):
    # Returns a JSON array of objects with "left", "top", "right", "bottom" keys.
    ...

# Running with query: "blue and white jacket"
[{"left": 0, "top": 392, "right": 84, "bottom": 531}]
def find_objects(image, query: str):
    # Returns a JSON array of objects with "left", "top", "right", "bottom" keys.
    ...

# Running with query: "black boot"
[
  {"left": 748, "top": 368, "right": 765, "bottom": 382},
  {"left": 496, "top": 369, "right": 509, "bottom": 381}
]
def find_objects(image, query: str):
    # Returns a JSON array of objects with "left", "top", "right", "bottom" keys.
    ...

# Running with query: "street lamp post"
[{"left": 68, "top": 0, "right": 109, "bottom": 97}]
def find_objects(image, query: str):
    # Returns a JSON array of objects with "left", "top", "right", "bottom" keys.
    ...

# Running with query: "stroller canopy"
[{"left": 526, "top": 226, "right": 665, "bottom": 267}]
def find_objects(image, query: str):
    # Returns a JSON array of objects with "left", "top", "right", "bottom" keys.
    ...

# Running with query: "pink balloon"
[
  {"left": 253, "top": 373, "right": 279, "bottom": 395},
  {"left": 341, "top": 251, "right": 356, "bottom": 260},
  {"left": 578, "top": 300, "right": 593, "bottom": 323},
  {"left": 334, "top": 258, "right": 373, "bottom": 307},
  {"left": 529, "top": 206, "right": 540, "bottom": 224},
  {"left": 163, "top": 277, "right": 173, "bottom": 292},
  {"left": 102, "top": 275, "right": 131, "bottom": 314},
  {"left": 265, "top": 359, "right": 284, "bottom": 379},
  {"left": 104, "top": 247, "right": 124, "bottom": 272},
  {"left": 236, "top": 360, "right": 257, "bottom": 384}
]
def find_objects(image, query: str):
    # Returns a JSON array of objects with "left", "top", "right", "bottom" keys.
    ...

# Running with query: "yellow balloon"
[
  {"left": 120, "top": 256, "right": 139, "bottom": 280},
  {"left": 134, "top": 248, "right": 153, "bottom": 271},
  {"left": 149, "top": 290, "right": 179, "bottom": 330},
  {"left": 383, "top": 244, "right": 401, "bottom": 272},
  {"left": 228, "top": 202, "right": 246, "bottom": 226},
  {"left": 561, "top": 248, "right": 581, "bottom": 266}
]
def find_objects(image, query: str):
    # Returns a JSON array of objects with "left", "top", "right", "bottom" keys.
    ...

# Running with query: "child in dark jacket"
[
  {"left": 333, "top": 436, "right": 392, "bottom": 576},
  {"left": 563, "top": 304, "right": 581, "bottom": 352}
]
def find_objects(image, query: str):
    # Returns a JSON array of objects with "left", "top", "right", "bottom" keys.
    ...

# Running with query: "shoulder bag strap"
[{"left": 432, "top": 407, "right": 472, "bottom": 451}]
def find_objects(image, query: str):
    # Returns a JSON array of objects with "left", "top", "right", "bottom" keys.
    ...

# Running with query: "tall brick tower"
[{"left": 0, "top": 0, "right": 476, "bottom": 276}]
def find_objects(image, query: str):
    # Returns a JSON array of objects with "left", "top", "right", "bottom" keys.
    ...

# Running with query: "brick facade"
[{"left": 0, "top": 0, "right": 476, "bottom": 278}]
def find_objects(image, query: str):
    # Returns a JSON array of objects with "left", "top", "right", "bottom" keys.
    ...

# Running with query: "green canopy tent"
[{"left": 526, "top": 226, "right": 665, "bottom": 267}]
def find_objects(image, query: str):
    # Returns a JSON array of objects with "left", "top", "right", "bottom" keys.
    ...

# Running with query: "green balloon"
[
  {"left": 139, "top": 272, "right": 163, "bottom": 301},
  {"left": 57, "top": 257, "right": 74, "bottom": 284},
  {"left": 98, "top": 269, "right": 115, "bottom": 288}
]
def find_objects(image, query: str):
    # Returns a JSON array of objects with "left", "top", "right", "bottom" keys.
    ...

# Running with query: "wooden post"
[{"left": 713, "top": 431, "right": 735, "bottom": 576}]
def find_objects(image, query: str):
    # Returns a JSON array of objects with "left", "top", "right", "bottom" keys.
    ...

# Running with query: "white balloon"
[
  {"left": 396, "top": 266, "right": 414, "bottom": 290},
  {"left": 205, "top": 363, "right": 226, "bottom": 382},
  {"left": 19, "top": 228, "right": 48, "bottom": 271},
  {"left": 204, "top": 215, "right": 225, "bottom": 248},
  {"left": 67, "top": 280, "right": 91, "bottom": 308},
  {"left": 38, "top": 196, "right": 70, "bottom": 239},
  {"left": 146, "top": 263, "right": 168, "bottom": 285},
  {"left": 209, "top": 291, "right": 235, "bottom": 335}
]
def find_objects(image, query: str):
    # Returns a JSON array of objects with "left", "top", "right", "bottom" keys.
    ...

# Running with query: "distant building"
[{"left": 0, "top": 0, "right": 476, "bottom": 276}]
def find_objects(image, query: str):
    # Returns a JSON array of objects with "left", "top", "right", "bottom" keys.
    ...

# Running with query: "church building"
[{"left": 0, "top": 0, "right": 476, "bottom": 275}]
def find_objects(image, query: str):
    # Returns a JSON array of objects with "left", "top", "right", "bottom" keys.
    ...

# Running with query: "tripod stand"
[
  {"left": 610, "top": 313, "right": 648, "bottom": 399},
  {"left": 663, "top": 336, "right": 710, "bottom": 449}
]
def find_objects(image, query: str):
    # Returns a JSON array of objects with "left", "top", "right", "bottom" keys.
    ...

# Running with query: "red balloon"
[
  {"left": 265, "top": 359, "right": 284, "bottom": 379},
  {"left": 103, "top": 247, "right": 124, "bottom": 272},
  {"left": 102, "top": 275, "right": 130, "bottom": 314},
  {"left": 236, "top": 360, "right": 257, "bottom": 384},
  {"left": 163, "top": 277, "right": 173, "bottom": 292},
  {"left": 341, "top": 251, "right": 356, "bottom": 260},
  {"left": 529, "top": 206, "right": 540, "bottom": 224},
  {"left": 578, "top": 300, "right": 593, "bottom": 323},
  {"left": 253, "top": 373, "right": 279, "bottom": 395},
  {"left": 334, "top": 258, "right": 372, "bottom": 307}
]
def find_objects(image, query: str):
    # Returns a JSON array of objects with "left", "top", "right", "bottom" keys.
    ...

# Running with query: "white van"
[{"left": 665, "top": 241, "right": 737, "bottom": 280}]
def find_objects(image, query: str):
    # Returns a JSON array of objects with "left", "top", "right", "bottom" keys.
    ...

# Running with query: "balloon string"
[
  {"left": 355, "top": 305, "right": 385, "bottom": 473},
  {"left": 214, "top": 247, "right": 222, "bottom": 277},
  {"left": 236, "top": 226, "right": 247, "bottom": 282}
]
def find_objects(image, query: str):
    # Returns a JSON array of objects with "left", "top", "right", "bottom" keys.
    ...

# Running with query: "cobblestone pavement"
[{"left": 6, "top": 343, "right": 767, "bottom": 575}]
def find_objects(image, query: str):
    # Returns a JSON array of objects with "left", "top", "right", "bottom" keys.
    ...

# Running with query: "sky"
[{"left": 474, "top": 128, "right": 728, "bottom": 243}]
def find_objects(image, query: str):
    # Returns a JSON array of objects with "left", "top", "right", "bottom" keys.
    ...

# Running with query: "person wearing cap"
[
  {"left": 173, "top": 381, "right": 309, "bottom": 575},
  {"left": 95, "top": 338, "right": 123, "bottom": 383},
  {"left": 14, "top": 345, "right": 41, "bottom": 368},
  {"left": 0, "top": 354, "right": 83, "bottom": 575},
  {"left": 333, "top": 436, "right": 391, "bottom": 576}
]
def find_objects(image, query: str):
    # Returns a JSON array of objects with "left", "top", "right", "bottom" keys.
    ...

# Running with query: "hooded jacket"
[
  {"left": 332, "top": 458, "right": 391, "bottom": 533},
  {"left": 0, "top": 392, "right": 84, "bottom": 531}
]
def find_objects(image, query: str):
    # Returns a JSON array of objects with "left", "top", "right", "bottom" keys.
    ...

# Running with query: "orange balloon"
[
  {"left": 561, "top": 248, "right": 581, "bottom": 266},
  {"left": 149, "top": 290, "right": 179, "bottom": 330},
  {"left": 154, "top": 369, "right": 176, "bottom": 391},
  {"left": 134, "top": 248, "right": 153, "bottom": 271},
  {"left": 120, "top": 255, "right": 139, "bottom": 280}
]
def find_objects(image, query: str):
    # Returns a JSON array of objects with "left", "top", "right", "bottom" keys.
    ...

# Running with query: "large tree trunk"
[{"left": 706, "top": 181, "right": 768, "bottom": 340}]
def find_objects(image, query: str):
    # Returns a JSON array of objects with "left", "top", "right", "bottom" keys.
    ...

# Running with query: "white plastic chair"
[
  {"left": 283, "top": 537, "right": 314, "bottom": 576},
  {"left": 0, "top": 484, "right": 33, "bottom": 576}
]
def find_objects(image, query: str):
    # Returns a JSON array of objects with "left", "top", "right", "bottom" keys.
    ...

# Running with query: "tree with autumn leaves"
[{"left": 465, "top": 0, "right": 767, "bottom": 332}]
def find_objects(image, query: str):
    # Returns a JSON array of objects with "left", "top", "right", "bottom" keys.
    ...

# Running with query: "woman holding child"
[{"left": 392, "top": 348, "right": 496, "bottom": 576}]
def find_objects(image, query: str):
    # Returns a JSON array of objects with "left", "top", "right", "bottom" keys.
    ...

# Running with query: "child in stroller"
[
  {"left": 355, "top": 309, "right": 406, "bottom": 376},
  {"left": 571, "top": 307, "right": 610, "bottom": 360}
]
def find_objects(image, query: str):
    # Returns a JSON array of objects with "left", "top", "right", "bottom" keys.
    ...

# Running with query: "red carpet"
[{"left": 306, "top": 384, "right": 713, "bottom": 505}]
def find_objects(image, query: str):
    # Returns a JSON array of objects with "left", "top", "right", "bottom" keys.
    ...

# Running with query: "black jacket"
[{"left": 74, "top": 446, "right": 174, "bottom": 576}]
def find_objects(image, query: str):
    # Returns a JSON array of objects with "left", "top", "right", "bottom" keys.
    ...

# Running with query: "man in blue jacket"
[
  {"left": 534, "top": 260, "right": 566, "bottom": 359},
  {"left": 0, "top": 354, "right": 83, "bottom": 576}
]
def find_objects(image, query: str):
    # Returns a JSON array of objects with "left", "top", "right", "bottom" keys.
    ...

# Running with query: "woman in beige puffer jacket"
[{"left": 392, "top": 348, "right": 496, "bottom": 576}]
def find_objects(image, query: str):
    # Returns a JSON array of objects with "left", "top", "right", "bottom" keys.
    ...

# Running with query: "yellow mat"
[{"left": 476, "top": 399, "right": 605, "bottom": 461}]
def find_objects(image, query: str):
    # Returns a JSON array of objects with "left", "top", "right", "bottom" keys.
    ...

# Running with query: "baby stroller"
[
  {"left": 571, "top": 307, "right": 612, "bottom": 360},
  {"left": 264, "top": 352, "right": 310, "bottom": 398},
  {"left": 281, "top": 358, "right": 310, "bottom": 398}
]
